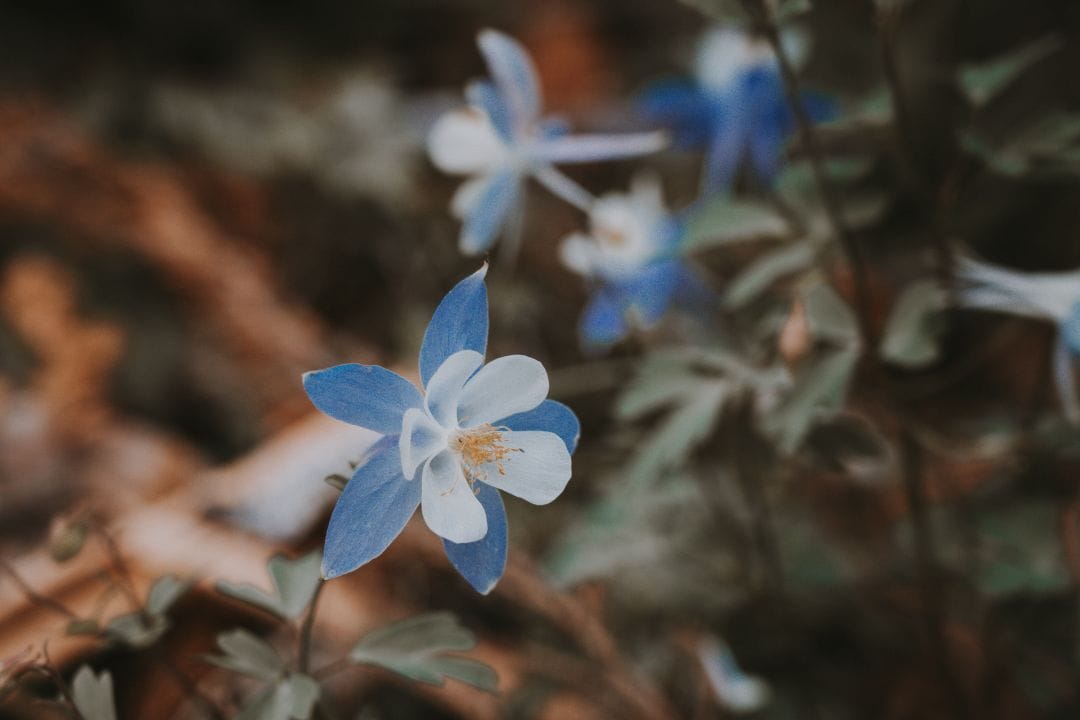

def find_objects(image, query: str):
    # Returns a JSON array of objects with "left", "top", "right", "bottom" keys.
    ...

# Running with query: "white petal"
[
  {"left": 558, "top": 233, "right": 596, "bottom": 276},
  {"left": 450, "top": 176, "right": 488, "bottom": 219},
  {"left": 426, "top": 349, "right": 484, "bottom": 428},
  {"left": 421, "top": 450, "right": 487, "bottom": 543},
  {"left": 477, "top": 430, "right": 570, "bottom": 505},
  {"left": 694, "top": 27, "right": 772, "bottom": 92},
  {"left": 399, "top": 408, "right": 447, "bottom": 481},
  {"left": 457, "top": 355, "right": 548, "bottom": 427},
  {"left": 427, "top": 109, "right": 507, "bottom": 175}
]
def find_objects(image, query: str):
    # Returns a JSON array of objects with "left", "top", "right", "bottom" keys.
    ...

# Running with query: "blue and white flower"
[
  {"left": 427, "top": 29, "right": 667, "bottom": 255},
  {"left": 958, "top": 255, "right": 1080, "bottom": 422},
  {"left": 558, "top": 175, "right": 705, "bottom": 348},
  {"left": 303, "top": 266, "right": 580, "bottom": 592},
  {"left": 640, "top": 26, "right": 833, "bottom": 196}
]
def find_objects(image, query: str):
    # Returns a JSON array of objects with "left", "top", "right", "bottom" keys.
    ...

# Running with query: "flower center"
[{"left": 451, "top": 424, "right": 520, "bottom": 485}]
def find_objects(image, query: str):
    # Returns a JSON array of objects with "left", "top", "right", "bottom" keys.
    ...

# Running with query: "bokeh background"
[{"left": 1, "top": 0, "right": 1080, "bottom": 718}]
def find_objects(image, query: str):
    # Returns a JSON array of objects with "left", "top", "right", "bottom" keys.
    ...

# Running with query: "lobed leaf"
[
  {"left": 217, "top": 551, "right": 322, "bottom": 620},
  {"left": 206, "top": 628, "right": 285, "bottom": 682},
  {"left": 71, "top": 666, "right": 118, "bottom": 720},
  {"left": 349, "top": 613, "right": 497, "bottom": 692}
]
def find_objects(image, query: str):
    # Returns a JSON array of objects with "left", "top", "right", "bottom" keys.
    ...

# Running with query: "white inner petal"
[
  {"left": 694, "top": 27, "right": 773, "bottom": 92},
  {"left": 427, "top": 109, "right": 509, "bottom": 175},
  {"left": 558, "top": 232, "right": 598, "bottom": 276},
  {"left": 420, "top": 449, "right": 488, "bottom": 543},
  {"left": 450, "top": 176, "right": 488, "bottom": 220},
  {"left": 583, "top": 192, "right": 663, "bottom": 279},
  {"left": 476, "top": 430, "right": 571, "bottom": 505},
  {"left": 426, "top": 349, "right": 484, "bottom": 428},
  {"left": 457, "top": 355, "right": 548, "bottom": 427},
  {"left": 399, "top": 407, "right": 447, "bottom": 481}
]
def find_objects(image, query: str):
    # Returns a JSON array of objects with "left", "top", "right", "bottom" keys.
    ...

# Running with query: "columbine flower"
[
  {"left": 303, "top": 266, "right": 580, "bottom": 593},
  {"left": 958, "top": 255, "right": 1080, "bottom": 422},
  {"left": 640, "top": 26, "right": 833, "bottom": 195},
  {"left": 558, "top": 174, "right": 706, "bottom": 348},
  {"left": 427, "top": 28, "right": 667, "bottom": 255}
]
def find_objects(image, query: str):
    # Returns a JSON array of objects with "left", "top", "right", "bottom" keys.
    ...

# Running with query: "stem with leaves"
[{"left": 747, "top": 3, "right": 972, "bottom": 718}]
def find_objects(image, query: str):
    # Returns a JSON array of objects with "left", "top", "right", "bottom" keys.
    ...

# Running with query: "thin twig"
[
  {"left": 898, "top": 431, "right": 972, "bottom": 720},
  {"left": 876, "top": 4, "right": 957, "bottom": 292},
  {"left": 749, "top": 0, "right": 876, "bottom": 350},
  {"left": 0, "top": 560, "right": 78, "bottom": 620}
]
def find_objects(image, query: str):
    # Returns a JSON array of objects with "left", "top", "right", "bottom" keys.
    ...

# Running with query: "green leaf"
[
  {"left": 724, "top": 243, "right": 816, "bottom": 308},
  {"left": 48, "top": 518, "right": 90, "bottom": 563},
  {"left": 765, "top": 347, "right": 858, "bottom": 453},
  {"left": 976, "top": 500, "right": 1069, "bottom": 597},
  {"left": 776, "top": 158, "right": 873, "bottom": 211},
  {"left": 349, "top": 613, "right": 497, "bottom": 692},
  {"left": 629, "top": 382, "right": 729, "bottom": 482},
  {"left": 71, "top": 666, "right": 117, "bottom": 720},
  {"left": 958, "top": 36, "right": 1061, "bottom": 107},
  {"left": 105, "top": 612, "right": 169, "bottom": 650},
  {"left": 615, "top": 351, "right": 701, "bottom": 421},
  {"left": 879, "top": 280, "right": 947, "bottom": 368},
  {"left": 146, "top": 575, "right": 191, "bottom": 617},
  {"left": 286, "top": 674, "right": 321, "bottom": 720},
  {"left": 683, "top": 198, "right": 789, "bottom": 253},
  {"left": 206, "top": 629, "right": 285, "bottom": 682},
  {"left": 236, "top": 682, "right": 294, "bottom": 720},
  {"left": 802, "top": 283, "right": 859, "bottom": 345},
  {"left": 959, "top": 131, "right": 1029, "bottom": 176},
  {"left": 235, "top": 674, "right": 321, "bottom": 720},
  {"left": 217, "top": 551, "right": 322, "bottom": 620}
]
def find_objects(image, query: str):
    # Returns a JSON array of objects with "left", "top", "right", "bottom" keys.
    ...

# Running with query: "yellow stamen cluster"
[
  {"left": 452, "top": 424, "right": 520, "bottom": 486},
  {"left": 598, "top": 226, "right": 627, "bottom": 247}
]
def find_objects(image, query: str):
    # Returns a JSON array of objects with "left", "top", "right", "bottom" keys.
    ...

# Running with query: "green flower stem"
[{"left": 298, "top": 577, "right": 327, "bottom": 674}]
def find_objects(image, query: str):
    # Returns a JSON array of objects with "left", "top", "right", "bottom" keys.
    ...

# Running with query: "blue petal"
[
  {"left": 477, "top": 29, "right": 541, "bottom": 134},
  {"left": 419, "top": 266, "right": 489, "bottom": 388},
  {"left": 580, "top": 288, "right": 629, "bottom": 348},
  {"left": 459, "top": 171, "right": 521, "bottom": 255},
  {"left": 638, "top": 80, "right": 714, "bottom": 148},
  {"left": 322, "top": 437, "right": 420, "bottom": 579},
  {"left": 442, "top": 484, "right": 507, "bottom": 594},
  {"left": 466, "top": 80, "right": 514, "bottom": 142},
  {"left": 501, "top": 399, "right": 581, "bottom": 453},
  {"left": 1064, "top": 302, "right": 1080, "bottom": 355},
  {"left": 747, "top": 108, "right": 785, "bottom": 186},
  {"left": 700, "top": 104, "right": 745, "bottom": 196},
  {"left": 623, "top": 260, "right": 681, "bottom": 327},
  {"left": 303, "top": 364, "right": 422, "bottom": 435}
]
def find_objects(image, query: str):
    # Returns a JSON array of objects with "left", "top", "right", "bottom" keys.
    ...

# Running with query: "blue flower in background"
[
  {"left": 428, "top": 29, "right": 666, "bottom": 255},
  {"left": 303, "top": 266, "right": 580, "bottom": 593},
  {"left": 559, "top": 175, "right": 706, "bottom": 348},
  {"left": 640, "top": 27, "right": 833, "bottom": 196},
  {"left": 958, "top": 255, "right": 1080, "bottom": 423}
]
